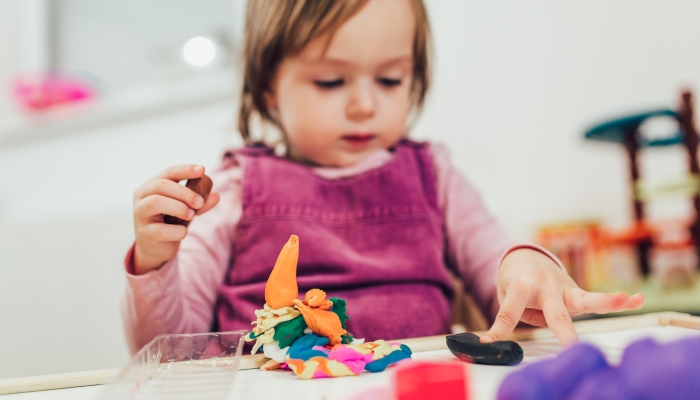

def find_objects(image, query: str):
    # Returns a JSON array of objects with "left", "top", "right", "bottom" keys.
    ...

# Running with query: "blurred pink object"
[
  {"left": 13, "top": 74, "right": 94, "bottom": 111},
  {"left": 346, "top": 387, "right": 392, "bottom": 400}
]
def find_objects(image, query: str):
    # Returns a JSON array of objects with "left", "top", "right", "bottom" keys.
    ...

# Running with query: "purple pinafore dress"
[{"left": 215, "top": 140, "right": 454, "bottom": 340}]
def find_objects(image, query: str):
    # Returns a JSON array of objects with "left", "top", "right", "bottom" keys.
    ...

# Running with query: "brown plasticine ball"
[{"left": 163, "top": 174, "right": 213, "bottom": 227}]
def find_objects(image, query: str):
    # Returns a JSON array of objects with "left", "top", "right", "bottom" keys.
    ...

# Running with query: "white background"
[{"left": 1, "top": 0, "right": 699, "bottom": 379}]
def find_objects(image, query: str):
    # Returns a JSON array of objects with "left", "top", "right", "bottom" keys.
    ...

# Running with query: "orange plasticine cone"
[{"left": 265, "top": 235, "right": 300, "bottom": 308}]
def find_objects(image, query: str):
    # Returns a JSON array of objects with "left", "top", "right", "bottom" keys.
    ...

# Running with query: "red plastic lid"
[{"left": 394, "top": 361, "right": 469, "bottom": 400}]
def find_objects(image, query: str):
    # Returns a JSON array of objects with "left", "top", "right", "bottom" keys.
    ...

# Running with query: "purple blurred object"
[
  {"left": 497, "top": 343, "right": 608, "bottom": 400},
  {"left": 497, "top": 336, "right": 700, "bottom": 400},
  {"left": 567, "top": 369, "right": 628, "bottom": 400},
  {"left": 617, "top": 337, "right": 700, "bottom": 399}
]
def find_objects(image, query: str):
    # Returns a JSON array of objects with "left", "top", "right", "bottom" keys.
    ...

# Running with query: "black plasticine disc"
[{"left": 446, "top": 332, "right": 524, "bottom": 366}]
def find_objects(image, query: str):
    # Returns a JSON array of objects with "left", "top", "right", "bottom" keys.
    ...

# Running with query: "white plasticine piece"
[
  {"left": 303, "top": 327, "right": 313, "bottom": 334},
  {"left": 263, "top": 340, "right": 289, "bottom": 363},
  {"left": 350, "top": 338, "right": 365, "bottom": 345}
]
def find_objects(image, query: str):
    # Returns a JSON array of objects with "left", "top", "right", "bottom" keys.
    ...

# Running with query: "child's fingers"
[
  {"left": 520, "top": 308, "right": 547, "bottom": 327},
  {"left": 195, "top": 191, "right": 220, "bottom": 216},
  {"left": 137, "top": 223, "right": 188, "bottom": 242},
  {"left": 481, "top": 289, "right": 527, "bottom": 343},
  {"left": 542, "top": 296, "right": 578, "bottom": 346},
  {"left": 625, "top": 293, "right": 645, "bottom": 309},
  {"left": 135, "top": 195, "right": 194, "bottom": 223},
  {"left": 565, "top": 289, "right": 644, "bottom": 315},
  {"left": 156, "top": 164, "right": 205, "bottom": 182},
  {"left": 135, "top": 179, "right": 204, "bottom": 210}
]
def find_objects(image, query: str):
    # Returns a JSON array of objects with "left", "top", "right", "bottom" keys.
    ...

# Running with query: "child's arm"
[
  {"left": 430, "top": 144, "right": 512, "bottom": 322},
  {"left": 429, "top": 144, "right": 644, "bottom": 345},
  {"left": 121, "top": 163, "right": 242, "bottom": 353}
]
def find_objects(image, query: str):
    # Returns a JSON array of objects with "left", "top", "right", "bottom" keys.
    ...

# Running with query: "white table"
[{"left": 5, "top": 322, "right": 700, "bottom": 400}]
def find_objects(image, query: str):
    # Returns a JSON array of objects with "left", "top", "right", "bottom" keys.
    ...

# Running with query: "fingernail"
[
  {"left": 194, "top": 196, "right": 204, "bottom": 208},
  {"left": 187, "top": 209, "right": 195, "bottom": 219}
]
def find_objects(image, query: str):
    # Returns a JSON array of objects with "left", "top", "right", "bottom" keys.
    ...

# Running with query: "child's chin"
[{"left": 331, "top": 150, "right": 377, "bottom": 168}]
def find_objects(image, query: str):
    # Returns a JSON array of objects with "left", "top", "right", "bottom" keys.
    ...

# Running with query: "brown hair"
[{"left": 238, "top": 0, "right": 432, "bottom": 144}]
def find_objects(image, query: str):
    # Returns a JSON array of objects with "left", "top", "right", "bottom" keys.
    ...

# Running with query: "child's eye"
[
  {"left": 377, "top": 78, "right": 402, "bottom": 87},
  {"left": 314, "top": 79, "right": 344, "bottom": 89}
]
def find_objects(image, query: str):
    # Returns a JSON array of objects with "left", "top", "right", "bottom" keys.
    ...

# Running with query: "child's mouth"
[{"left": 342, "top": 134, "right": 376, "bottom": 145}]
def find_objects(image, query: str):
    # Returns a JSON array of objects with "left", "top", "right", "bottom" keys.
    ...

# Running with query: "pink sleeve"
[
  {"left": 429, "top": 144, "right": 564, "bottom": 323},
  {"left": 120, "top": 161, "right": 243, "bottom": 354}
]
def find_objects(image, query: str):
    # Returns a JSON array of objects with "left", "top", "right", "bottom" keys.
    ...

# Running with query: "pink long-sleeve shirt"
[{"left": 121, "top": 143, "right": 561, "bottom": 354}]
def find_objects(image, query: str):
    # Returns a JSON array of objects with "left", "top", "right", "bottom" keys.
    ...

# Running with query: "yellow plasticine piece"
[
  {"left": 245, "top": 303, "right": 300, "bottom": 354},
  {"left": 368, "top": 341, "right": 396, "bottom": 361},
  {"left": 250, "top": 329, "right": 274, "bottom": 354},
  {"left": 254, "top": 304, "right": 297, "bottom": 319},
  {"left": 265, "top": 235, "right": 300, "bottom": 309},
  {"left": 253, "top": 304, "right": 300, "bottom": 331}
]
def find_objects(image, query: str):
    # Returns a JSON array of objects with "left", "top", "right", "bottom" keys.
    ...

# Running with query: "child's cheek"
[
  {"left": 283, "top": 103, "right": 341, "bottom": 163},
  {"left": 291, "top": 91, "right": 343, "bottom": 136},
  {"left": 378, "top": 91, "right": 411, "bottom": 139}
]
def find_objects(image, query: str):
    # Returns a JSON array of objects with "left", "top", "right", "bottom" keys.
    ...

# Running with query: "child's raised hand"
[
  {"left": 132, "top": 165, "right": 220, "bottom": 275},
  {"left": 481, "top": 249, "right": 645, "bottom": 346}
]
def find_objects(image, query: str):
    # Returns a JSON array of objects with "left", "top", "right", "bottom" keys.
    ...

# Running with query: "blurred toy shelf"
[
  {"left": 0, "top": 70, "right": 235, "bottom": 148},
  {"left": 539, "top": 90, "right": 700, "bottom": 319}
]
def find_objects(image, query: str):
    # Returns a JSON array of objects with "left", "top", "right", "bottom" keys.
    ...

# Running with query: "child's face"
[{"left": 266, "top": 0, "right": 416, "bottom": 168}]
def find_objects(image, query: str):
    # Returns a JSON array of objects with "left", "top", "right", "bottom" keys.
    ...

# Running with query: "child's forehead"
[
  {"left": 294, "top": 0, "right": 416, "bottom": 69},
  {"left": 297, "top": 53, "right": 413, "bottom": 69}
]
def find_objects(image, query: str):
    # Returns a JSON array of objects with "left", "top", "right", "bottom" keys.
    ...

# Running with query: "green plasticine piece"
[
  {"left": 329, "top": 297, "right": 350, "bottom": 329},
  {"left": 274, "top": 315, "right": 307, "bottom": 348},
  {"left": 340, "top": 333, "right": 354, "bottom": 344}
]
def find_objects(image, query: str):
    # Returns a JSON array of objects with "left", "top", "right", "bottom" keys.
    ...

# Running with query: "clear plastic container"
[{"left": 100, "top": 330, "right": 247, "bottom": 400}]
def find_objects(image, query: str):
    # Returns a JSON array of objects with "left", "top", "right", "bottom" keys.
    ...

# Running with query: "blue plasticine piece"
[
  {"left": 287, "top": 334, "right": 329, "bottom": 361},
  {"left": 364, "top": 346, "right": 412, "bottom": 373}
]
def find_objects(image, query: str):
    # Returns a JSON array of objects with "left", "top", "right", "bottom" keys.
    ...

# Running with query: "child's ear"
[{"left": 263, "top": 89, "right": 277, "bottom": 112}]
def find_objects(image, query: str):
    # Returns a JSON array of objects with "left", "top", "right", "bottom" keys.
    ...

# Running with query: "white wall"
[
  {"left": 0, "top": 103, "right": 240, "bottom": 379},
  {"left": 1, "top": 0, "right": 699, "bottom": 379},
  {"left": 415, "top": 0, "right": 700, "bottom": 239}
]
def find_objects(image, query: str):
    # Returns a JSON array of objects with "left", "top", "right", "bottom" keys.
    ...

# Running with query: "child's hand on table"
[
  {"left": 132, "top": 165, "right": 220, "bottom": 275},
  {"left": 481, "top": 249, "right": 645, "bottom": 346}
]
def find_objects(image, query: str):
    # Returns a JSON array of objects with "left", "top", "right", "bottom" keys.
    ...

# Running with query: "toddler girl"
[{"left": 122, "top": 0, "right": 643, "bottom": 354}]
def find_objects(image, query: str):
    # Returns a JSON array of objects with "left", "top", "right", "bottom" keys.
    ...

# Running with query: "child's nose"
[{"left": 346, "top": 80, "right": 376, "bottom": 121}]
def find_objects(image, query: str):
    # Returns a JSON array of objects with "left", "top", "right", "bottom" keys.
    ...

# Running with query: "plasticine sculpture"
[{"left": 243, "top": 234, "right": 412, "bottom": 379}]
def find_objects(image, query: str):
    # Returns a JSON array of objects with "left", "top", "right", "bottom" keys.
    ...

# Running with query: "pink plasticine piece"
[{"left": 327, "top": 346, "right": 374, "bottom": 375}]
